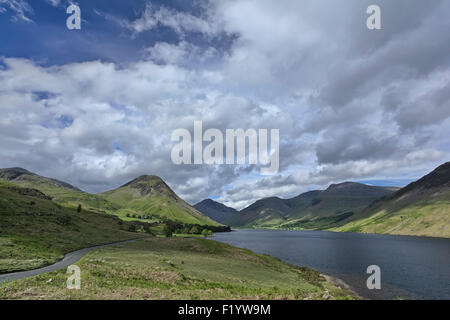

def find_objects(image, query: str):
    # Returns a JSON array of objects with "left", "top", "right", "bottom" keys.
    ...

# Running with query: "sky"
[{"left": 0, "top": 0, "right": 449, "bottom": 210}]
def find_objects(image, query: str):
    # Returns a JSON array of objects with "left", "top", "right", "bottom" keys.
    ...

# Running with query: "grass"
[
  {"left": 101, "top": 182, "right": 219, "bottom": 226},
  {"left": 0, "top": 181, "right": 144, "bottom": 273},
  {"left": 0, "top": 238, "right": 356, "bottom": 300},
  {"left": 333, "top": 191, "right": 450, "bottom": 238},
  {"left": 277, "top": 212, "right": 355, "bottom": 230},
  {"left": 3, "top": 172, "right": 219, "bottom": 226}
]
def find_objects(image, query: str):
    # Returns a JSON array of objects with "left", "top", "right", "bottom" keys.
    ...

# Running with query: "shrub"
[
  {"left": 189, "top": 226, "right": 201, "bottom": 234},
  {"left": 77, "top": 204, "right": 82, "bottom": 213},
  {"left": 163, "top": 225, "right": 172, "bottom": 237}
]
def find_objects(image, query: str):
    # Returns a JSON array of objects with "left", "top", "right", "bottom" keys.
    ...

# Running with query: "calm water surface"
[{"left": 213, "top": 229, "right": 450, "bottom": 300}]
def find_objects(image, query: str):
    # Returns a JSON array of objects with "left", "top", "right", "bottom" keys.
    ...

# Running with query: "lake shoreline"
[
  {"left": 229, "top": 227, "right": 450, "bottom": 240},
  {"left": 213, "top": 228, "right": 450, "bottom": 299},
  {"left": 321, "top": 274, "right": 363, "bottom": 300}
]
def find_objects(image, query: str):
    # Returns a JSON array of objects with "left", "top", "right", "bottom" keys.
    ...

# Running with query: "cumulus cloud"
[
  {"left": 0, "top": 0, "right": 449, "bottom": 210},
  {"left": 121, "top": 2, "right": 222, "bottom": 38}
]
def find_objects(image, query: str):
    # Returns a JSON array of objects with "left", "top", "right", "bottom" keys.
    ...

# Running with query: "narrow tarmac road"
[{"left": 0, "top": 238, "right": 143, "bottom": 284}]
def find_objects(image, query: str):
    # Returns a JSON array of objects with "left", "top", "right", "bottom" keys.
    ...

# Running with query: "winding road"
[{"left": 0, "top": 238, "right": 143, "bottom": 284}]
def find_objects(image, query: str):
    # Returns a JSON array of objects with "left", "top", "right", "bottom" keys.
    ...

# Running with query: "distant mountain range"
[
  {"left": 1, "top": 162, "right": 449, "bottom": 238},
  {"left": 220, "top": 182, "right": 398, "bottom": 229},
  {"left": 0, "top": 168, "right": 219, "bottom": 227},
  {"left": 194, "top": 199, "right": 237, "bottom": 224}
]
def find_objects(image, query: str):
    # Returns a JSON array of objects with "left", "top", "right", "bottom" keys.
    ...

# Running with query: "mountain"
[
  {"left": 194, "top": 199, "right": 237, "bottom": 224},
  {"left": 0, "top": 167, "right": 120, "bottom": 214},
  {"left": 227, "top": 182, "right": 398, "bottom": 229},
  {"left": 0, "top": 168, "right": 219, "bottom": 226},
  {"left": 101, "top": 175, "right": 220, "bottom": 226},
  {"left": 0, "top": 167, "right": 81, "bottom": 192},
  {"left": 225, "top": 196, "right": 295, "bottom": 227},
  {"left": 0, "top": 179, "right": 139, "bottom": 273},
  {"left": 335, "top": 162, "right": 450, "bottom": 237}
]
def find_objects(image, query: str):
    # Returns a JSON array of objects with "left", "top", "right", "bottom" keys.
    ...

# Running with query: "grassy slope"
[
  {"left": 0, "top": 181, "right": 142, "bottom": 273},
  {"left": 334, "top": 163, "right": 450, "bottom": 238},
  {"left": 0, "top": 170, "right": 218, "bottom": 226},
  {"left": 101, "top": 176, "right": 220, "bottom": 226},
  {"left": 333, "top": 190, "right": 450, "bottom": 238},
  {"left": 228, "top": 184, "right": 397, "bottom": 229},
  {"left": 0, "top": 238, "right": 355, "bottom": 300},
  {"left": 4, "top": 174, "right": 120, "bottom": 214}
]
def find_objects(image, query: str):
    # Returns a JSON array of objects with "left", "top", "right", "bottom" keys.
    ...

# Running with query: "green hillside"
[
  {"left": 0, "top": 180, "right": 140, "bottom": 273},
  {"left": 0, "top": 237, "right": 355, "bottom": 300},
  {"left": 227, "top": 183, "right": 397, "bottom": 229},
  {"left": 334, "top": 162, "right": 450, "bottom": 238},
  {"left": 0, "top": 168, "right": 219, "bottom": 227},
  {"left": 101, "top": 175, "right": 220, "bottom": 226},
  {"left": 0, "top": 168, "right": 120, "bottom": 214}
]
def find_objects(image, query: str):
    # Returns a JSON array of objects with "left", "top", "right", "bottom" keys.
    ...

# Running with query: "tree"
[
  {"left": 77, "top": 204, "right": 82, "bottom": 213},
  {"left": 201, "top": 229, "right": 209, "bottom": 237},
  {"left": 189, "top": 226, "right": 201, "bottom": 234},
  {"left": 163, "top": 225, "right": 172, "bottom": 237},
  {"left": 126, "top": 213, "right": 130, "bottom": 218}
]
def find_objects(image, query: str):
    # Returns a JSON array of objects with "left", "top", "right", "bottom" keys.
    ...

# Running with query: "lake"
[{"left": 212, "top": 229, "right": 450, "bottom": 300}]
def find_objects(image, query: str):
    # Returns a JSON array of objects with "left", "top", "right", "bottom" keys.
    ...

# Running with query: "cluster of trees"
[
  {"left": 127, "top": 222, "right": 155, "bottom": 235},
  {"left": 163, "top": 220, "right": 230, "bottom": 237},
  {"left": 175, "top": 225, "right": 212, "bottom": 236},
  {"left": 123, "top": 212, "right": 231, "bottom": 238},
  {"left": 162, "top": 224, "right": 212, "bottom": 237},
  {"left": 125, "top": 213, "right": 158, "bottom": 220}
]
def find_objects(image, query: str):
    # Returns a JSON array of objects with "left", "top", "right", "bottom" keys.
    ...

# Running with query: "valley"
[
  {"left": 0, "top": 237, "right": 354, "bottom": 300},
  {"left": 0, "top": 162, "right": 448, "bottom": 300},
  {"left": 195, "top": 162, "right": 450, "bottom": 238}
]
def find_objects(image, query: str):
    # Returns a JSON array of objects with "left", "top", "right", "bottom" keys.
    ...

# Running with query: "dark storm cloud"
[{"left": 315, "top": 127, "right": 403, "bottom": 165}]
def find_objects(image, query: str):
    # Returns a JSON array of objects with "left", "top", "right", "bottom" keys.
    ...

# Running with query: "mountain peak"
[
  {"left": 194, "top": 199, "right": 237, "bottom": 224},
  {"left": 0, "top": 167, "right": 80, "bottom": 191},
  {"left": 394, "top": 161, "right": 450, "bottom": 197},
  {"left": 121, "top": 175, "right": 163, "bottom": 186},
  {"left": 119, "top": 174, "right": 177, "bottom": 198},
  {"left": 0, "top": 167, "right": 33, "bottom": 180},
  {"left": 195, "top": 199, "right": 222, "bottom": 207},
  {"left": 6, "top": 167, "right": 31, "bottom": 173},
  {"left": 326, "top": 182, "right": 361, "bottom": 190}
]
